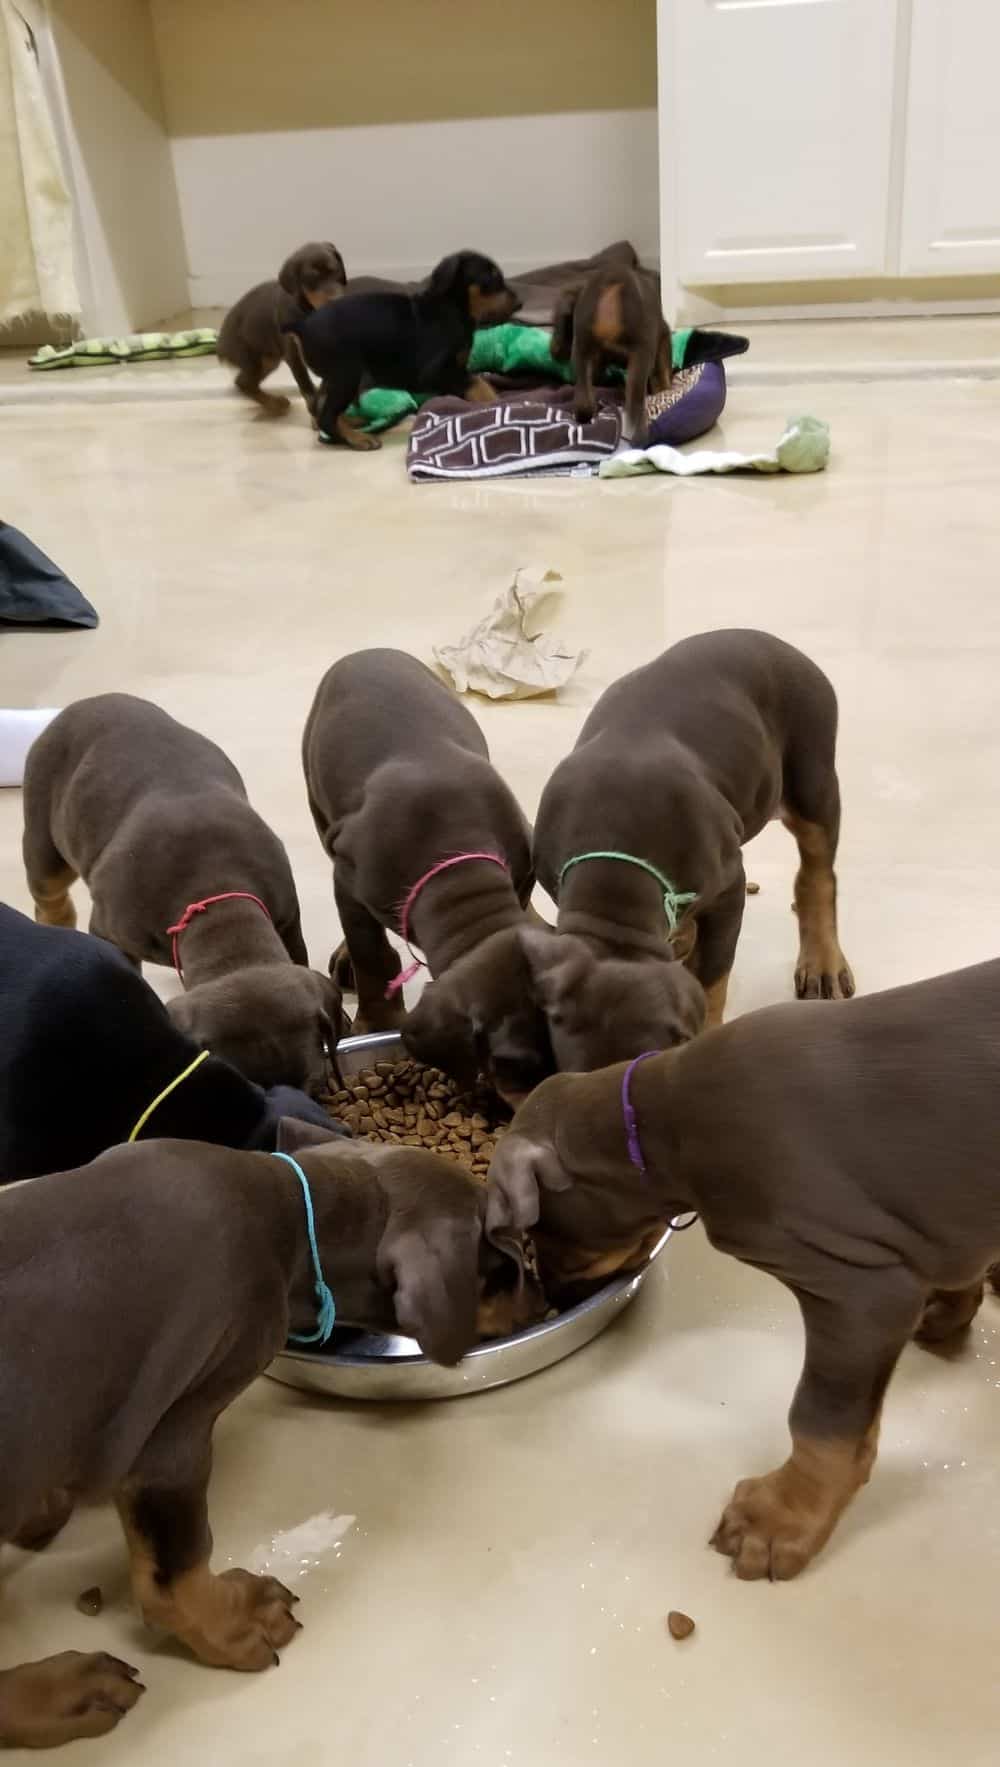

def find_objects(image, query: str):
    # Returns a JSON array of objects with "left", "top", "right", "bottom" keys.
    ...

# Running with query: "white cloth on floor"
[
  {"left": 0, "top": 2, "right": 79, "bottom": 324},
  {"left": 0, "top": 707, "right": 58, "bottom": 786},
  {"left": 600, "top": 415, "right": 830, "bottom": 479}
]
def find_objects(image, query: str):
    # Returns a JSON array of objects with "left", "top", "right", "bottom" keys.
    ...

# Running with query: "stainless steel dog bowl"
[{"left": 267, "top": 1031, "right": 677, "bottom": 1402}]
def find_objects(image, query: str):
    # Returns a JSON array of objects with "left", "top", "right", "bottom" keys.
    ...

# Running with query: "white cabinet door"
[
  {"left": 899, "top": 0, "right": 1000, "bottom": 274},
  {"left": 662, "top": 0, "right": 899, "bottom": 283}
]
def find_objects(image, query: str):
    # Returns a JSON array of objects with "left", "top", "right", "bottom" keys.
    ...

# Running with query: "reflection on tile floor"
[{"left": 1, "top": 332, "right": 998, "bottom": 1764}]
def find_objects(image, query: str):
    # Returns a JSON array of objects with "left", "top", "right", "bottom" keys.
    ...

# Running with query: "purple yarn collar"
[{"left": 621, "top": 1051, "right": 658, "bottom": 1175}]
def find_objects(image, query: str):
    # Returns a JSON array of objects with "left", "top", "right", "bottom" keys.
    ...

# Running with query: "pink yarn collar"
[{"left": 384, "top": 852, "right": 510, "bottom": 998}]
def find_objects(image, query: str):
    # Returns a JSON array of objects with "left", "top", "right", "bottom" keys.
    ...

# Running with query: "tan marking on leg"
[
  {"left": 464, "top": 375, "right": 497, "bottom": 404},
  {"left": 119, "top": 1508, "right": 299, "bottom": 1672},
  {"left": 702, "top": 971, "right": 731, "bottom": 1029},
  {"left": 782, "top": 812, "right": 855, "bottom": 1000},
  {"left": 590, "top": 283, "right": 624, "bottom": 347},
  {"left": 711, "top": 1425, "right": 880, "bottom": 1581},
  {"left": 31, "top": 867, "right": 77, "bottom": 928},
  {"left": 335, "top": 412, "right": 380, "bottom": 450}
]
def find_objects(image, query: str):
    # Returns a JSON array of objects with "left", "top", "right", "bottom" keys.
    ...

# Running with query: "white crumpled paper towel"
[{"left": 434, "top": 566, "right": 586, "bottom": 701}]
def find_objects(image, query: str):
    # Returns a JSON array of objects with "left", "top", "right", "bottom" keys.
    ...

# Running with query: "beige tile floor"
[{"left": 2, "top": 328, "right": 999, "bottom": 1763}]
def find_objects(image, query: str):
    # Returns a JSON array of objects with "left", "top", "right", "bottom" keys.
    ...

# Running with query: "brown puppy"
[
  {"left": 533, "top": 628, "right": 854, "bottom": 1042},
  {"left": 303, "top": 649, "right": 557, "bottom": 1105},
  {"left": 23, "top": 694, "right": 342, "bottom": 1094},
  {"left": 551, "top": 264, "right": 672, "bottom": 446},
  {"left": 487, "top": 957, "right": 1000, "bottom": 1583},
  {"left": 217, "top": 241, "right": 346, "bottom": 416},
  {"left": 0, "top": 1126, "right": 526, "bottom": 1748}
]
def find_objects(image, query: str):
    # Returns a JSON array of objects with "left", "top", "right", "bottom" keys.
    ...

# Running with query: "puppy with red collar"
[{"left": 23, "top": 694, "right": 343, "bottom": 1095}]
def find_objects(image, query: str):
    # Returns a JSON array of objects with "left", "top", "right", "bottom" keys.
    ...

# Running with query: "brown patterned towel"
[{"left": 408, "top": 396, "right": 622, "bottom": 482}]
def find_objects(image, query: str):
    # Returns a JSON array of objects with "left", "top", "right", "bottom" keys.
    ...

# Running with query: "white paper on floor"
[
  {"left": 247, "top": 1511, "right": 356, "bottom": 1581},
  {"left": 433, "top": 565, "right": 587, "bottom": 700}
]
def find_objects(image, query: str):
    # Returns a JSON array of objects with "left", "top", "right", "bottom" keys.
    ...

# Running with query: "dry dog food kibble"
[
  {"left": 326, "top": 1059, "right": 507, "bottom": 1181},
  {"left": 666, "top": 1610, "right": 696, "bottom": 1641}
]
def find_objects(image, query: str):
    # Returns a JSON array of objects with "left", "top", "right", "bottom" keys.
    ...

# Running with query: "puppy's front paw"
[
  {"left": 0, "top": 1652, "right": 145, "bottom": 1748},
  {"left": 711, "top": 1470, "right": 824, "bottom": 1582},
  {"left": 209, "top": 1570, "right": 301, "bottom": 1671},
  {"left": 794, "top": 944, "right": 855, "bottom": 1001}
]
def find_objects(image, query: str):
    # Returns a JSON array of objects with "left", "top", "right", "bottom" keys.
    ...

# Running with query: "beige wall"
[
  {"left": 151, "top": 0, "right": 657, "bottom": 133},
  {"left": 47, "top": 0, "right": 188, "bottom": 332},
  {"left": 149, "top": 0, "right": 659, "bottom": 302}
]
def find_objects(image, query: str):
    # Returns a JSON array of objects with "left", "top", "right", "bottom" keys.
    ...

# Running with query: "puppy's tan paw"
[
  {"left": 711, "top": 1472, "right": 822, "bottom": 1582},
  {"left": 795, "top": 947, "right": 855, "bottom": 1001},
  {"left": 0, "top": 1652, "right": 144, "bottom": 1748},
  {"left": 209, "top": 1570, "right": 301, "bottom": 1671}
]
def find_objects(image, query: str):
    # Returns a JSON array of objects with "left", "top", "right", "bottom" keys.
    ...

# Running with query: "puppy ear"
[
  {"left": 377, "top": 1215, "right": 480, "bottom": 1365},
  {"left": 277, "top": 252, "right": 302, "bottom": 295},
  {"left": 277, "top": 1116, "right": 339, "bottom": 1154},
  {"left": 517, "top": 926, "right": 591, "bottom": 1017},
  {"left": 401, "top": 981, "right": 479, "bottom": 1089},
  {"left": 426, "top": 252, "right": 465, "bottom": 299},
  {"left": 323, "top": 244, "right": 346, "bottom": 279}
]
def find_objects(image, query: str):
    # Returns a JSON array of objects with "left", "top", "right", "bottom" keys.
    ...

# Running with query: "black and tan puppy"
[
  {"left": 23, "top": 695, "right": 343, "bottom": 1094},
  {"left": 286, "top": 249, "right": 521, "bottom": 451},
  {"left": 0, "top": 1125, "right": 528, "bottom": 1749},
  {"left": 217, "top": 240, "right": 346, "bottom": 416},
  {"left": 533, "top": 628, "right": 854, "bottom": 1047},
  {"left": 0, "top": 902, "right": 339, "bottom": 1182},
  {"left": 303, "top": 649, "right": 556, "bottom": 1104},
  {"left": 551, "top": 264, "right": 672, "bottom": 446},
  {"left": 487, "top": 957, "right": 1000, "bottom": 1583}
]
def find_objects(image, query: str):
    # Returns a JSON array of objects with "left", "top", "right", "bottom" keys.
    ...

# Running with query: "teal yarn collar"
[
  {"left": 557, "top": 850, "right": 697, "bottom": 934},
  {"left": 272, "top": 1151, "right": 337, "bottom": 1346}
]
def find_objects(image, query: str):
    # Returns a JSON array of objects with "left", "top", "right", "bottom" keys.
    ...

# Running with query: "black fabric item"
[
  {"left": 0, "top": 904, "right": 342, "bottom": 1181},
  {"left": 682, "top": 328, "right": 750, "bottom": 368},
  {"left": 0, "top": 523, "right": 98, "bottom": 629}
]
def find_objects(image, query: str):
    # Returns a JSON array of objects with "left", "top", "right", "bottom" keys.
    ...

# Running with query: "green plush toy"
[{"left": 342, "top": 325, "right": 698, "bottom": 435}]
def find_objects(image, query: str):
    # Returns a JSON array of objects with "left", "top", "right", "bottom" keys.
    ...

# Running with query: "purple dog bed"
[{"left": 646, "top": 360, "right": 727, "bottom": 446}]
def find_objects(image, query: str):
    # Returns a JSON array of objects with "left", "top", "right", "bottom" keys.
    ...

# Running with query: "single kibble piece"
[
  {"left": 667, "top": 1610, "right": 695, "bottom": 1640},
  {"left": 746, "top": 880, "right": 761, "bottom": 895},
  {"left": 76, "top": 1586, "right": 104, "bottom": 1618}
]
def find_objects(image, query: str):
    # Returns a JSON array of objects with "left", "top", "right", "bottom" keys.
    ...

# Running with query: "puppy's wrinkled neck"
[
  {"left": 557, "top": 1053, "right": 695, "bottom": 1220},
  {"left": 277, "top": 1154, "right": 393, "bottom": 1341},
  {"left": 174, "top": 899, "right": 289, "bottom": 986},
  {"left": 409, "top": 862, "right": 525, "bottom": 977},
  {"left": 556, "top": 862, "right": 677, "bottom": 960}
]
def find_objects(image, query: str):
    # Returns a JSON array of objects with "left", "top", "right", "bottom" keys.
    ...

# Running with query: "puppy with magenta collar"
[
  {"left": 303, "top": 648, "right": 554, "bottom": 1105},
  {"left": 0, "top": 1122, "right": 527, "bottom": 1748}
]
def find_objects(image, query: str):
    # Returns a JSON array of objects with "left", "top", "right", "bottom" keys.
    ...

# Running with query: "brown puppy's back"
[
  {"left": 24, "top": 693, "right": 302, "bottom": 965},
  {"left": 303, "top": 649, "right": 532, "bottom": 912}
]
